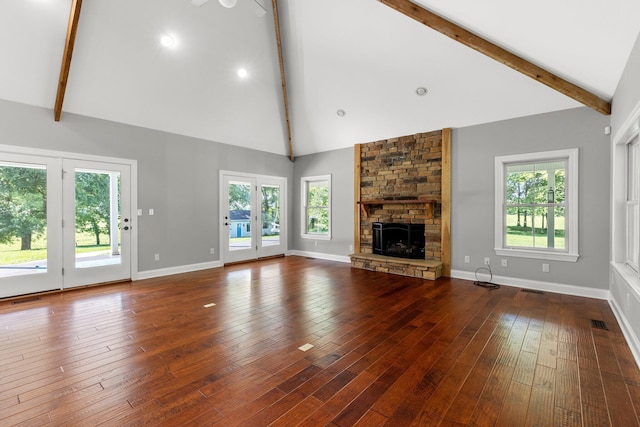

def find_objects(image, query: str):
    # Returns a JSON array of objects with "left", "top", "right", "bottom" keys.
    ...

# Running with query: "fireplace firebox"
[{"left": 373, "top": 222, "right": 425, "bottom": 260}]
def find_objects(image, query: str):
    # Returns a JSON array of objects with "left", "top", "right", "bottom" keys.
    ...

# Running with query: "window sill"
[
  {"left": 301, "top": 234, "right": 331, "bottom": 241},
  {"left": 495, "top": 248, "right": 579, "bottom": 262}
]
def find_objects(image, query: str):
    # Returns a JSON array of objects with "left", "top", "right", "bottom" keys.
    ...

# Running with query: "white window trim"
[
  {"left": 494, "top": 148, "right": 579, "bottom": 262},
  {"left": 625, "top": 136, "right": 640, "bottom": 273},
  {"left": 300, "top": 174, "right": 331, "bottom": 240}
]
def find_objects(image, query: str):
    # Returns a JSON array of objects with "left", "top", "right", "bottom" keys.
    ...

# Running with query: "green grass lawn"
[
  {"left": 0, "top": 232, "right": 114, "bottom": 265},
  {"left": 505, "top": 214, "right": 565, "bottom": 249}
]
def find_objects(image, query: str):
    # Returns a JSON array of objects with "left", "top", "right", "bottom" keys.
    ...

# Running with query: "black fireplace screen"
[{"left": 373, "top": 222, "right": 425, "bottom": 259}]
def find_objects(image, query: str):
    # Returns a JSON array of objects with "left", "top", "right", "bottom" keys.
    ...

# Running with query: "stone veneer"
[{"left": 351, "top": 130, "right": 443, "bottom": 279}]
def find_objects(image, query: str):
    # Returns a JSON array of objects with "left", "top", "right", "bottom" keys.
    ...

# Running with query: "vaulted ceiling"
[{"left": 1, "top": 0, "right": 639, "bottom": 157}]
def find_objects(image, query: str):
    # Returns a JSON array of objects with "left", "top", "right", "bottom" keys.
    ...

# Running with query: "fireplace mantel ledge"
[{"left": 357, "top": 198, "right": 440, "bottom": 219}]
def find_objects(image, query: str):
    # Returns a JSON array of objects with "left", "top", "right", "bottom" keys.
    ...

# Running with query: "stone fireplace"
[{"left": 350, "top": 129, "right": 451, "bottom": 280}]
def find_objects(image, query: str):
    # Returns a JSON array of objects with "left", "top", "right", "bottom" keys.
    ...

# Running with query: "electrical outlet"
[
  {"left": 210, "top": 248, "right": 215, "bottom": 255},
  {"left": 154, "top": 254, "right": 160, "bottom": 261},
  {"left": 542, "top": 263, "right": 549, "bottom": 273},
  {"left": 314, "top": 241, "right": 318, "bottom": 247},
  {"left": 484, "top": 257, "right": 490, "bottom": 265},
  {"left": 501, "top": 259, "right": 508, "bottom": 268},
  {"left": 464, "top": 255, "right": 470, "bottom": 264}
]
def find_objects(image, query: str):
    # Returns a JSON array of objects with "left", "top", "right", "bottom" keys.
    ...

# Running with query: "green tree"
[
  {"left": 75, "top": 172, "right": 112, "bottom": 246},
  {"left": 0, "top": 165, "right": 47, "bottom": 250},
  {"left": 229, "top": 183, "right": 251, "bottom": 211},
  {"left": 307, "top": 182, "right": 329, "bottom": 233},
  {"left": 261, "top": 185, "right": 280, "bottom": 234}
]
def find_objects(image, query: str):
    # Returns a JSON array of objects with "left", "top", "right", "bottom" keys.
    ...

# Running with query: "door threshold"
[
  {"left": 0, "top": 278, "right": 131, "bottom": 304},
  {"left": 224, "top": 254, "right": 285, "bottom": 267}
]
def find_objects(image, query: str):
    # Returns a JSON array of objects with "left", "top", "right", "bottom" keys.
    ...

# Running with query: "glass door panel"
[
  {"left": 223, "top": 176, "right": 256, "bottom": 263},
  {"left": 261, "top": 184, "right": 280, "bottom": 248},
  {"left": 63, "top": 159, "right": 131, "bottom": 288},
  {"left": 0, "top": 154, "right": 62, "bottom": 298},
  {"left": 74, "top": 169, "right": 122, "bottom": 269}
]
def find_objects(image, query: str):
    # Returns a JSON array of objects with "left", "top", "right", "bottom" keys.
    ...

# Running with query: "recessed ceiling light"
[
  {"left": 219, "top": 0, "right": 238, "bottom": 8},
  {"left": 416, "top": 87, "right": 428, "bottom": 96},
  {"left": 337, "top": 109, "right": 346, "bottom": 117},
  {"left": 237, "top": 68, "right": 248, "bottom": 78},
  {"left": 160, "top": 34, "right": 175, "bottom": 47}
]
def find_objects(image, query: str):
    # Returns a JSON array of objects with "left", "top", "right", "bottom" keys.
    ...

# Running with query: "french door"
[
  {"left": 221, "top": 172, "right": 286, "bottom": 264},
  {"left": 62, "top": 159, "right": 131, "bottom": 288},
  {"left": 0, "top": 150, "right": 133, "bottom": 298},
  {"left": 0, "top": 153, "right": 62, "bottom": 297}
]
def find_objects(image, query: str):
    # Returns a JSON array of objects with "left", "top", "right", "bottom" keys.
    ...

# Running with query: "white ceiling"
[{"left": 1, "top": 0, "right": 639, "bottom": 156}]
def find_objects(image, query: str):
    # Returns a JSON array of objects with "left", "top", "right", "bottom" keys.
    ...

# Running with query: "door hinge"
[
  {"left": 62, "top": 268, "right": 64, "bottom": 276},
  {"left": 62, "top": 219, "right": 64, "bottom": 228},
  {"left": 62, "top": 169, "right": 66, "bottom": 179}
]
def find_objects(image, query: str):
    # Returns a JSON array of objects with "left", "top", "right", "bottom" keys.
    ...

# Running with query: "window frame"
[
  {"left": 494, "top": 148, "right": 579, "bottom": 262},
  {"left": 626, "top": 136, "right": 640, "bottom": 273},
  {"left": 300, "top": 174, "right": 332, "bottom": 240}
]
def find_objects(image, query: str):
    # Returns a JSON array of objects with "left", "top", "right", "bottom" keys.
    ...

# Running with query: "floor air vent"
[
  {"left": 11, "top": 296, "right": 40, "bottom": 305},
  {"left": 521, "top": 289, "right": 544, "bottom": 294},
  {"left": 590, "top": 319, "right": 609, "bottom": 330}
]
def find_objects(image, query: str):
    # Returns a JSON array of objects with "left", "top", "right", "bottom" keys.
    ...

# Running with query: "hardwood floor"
[{"left": 1, "top": 256, "right": 639, "bottom": 426}]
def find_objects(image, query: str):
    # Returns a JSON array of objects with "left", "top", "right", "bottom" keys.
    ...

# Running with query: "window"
[
  {"left": 495, "top": 149, "right": 579, "bottom": 262},
  {"left": 627, "top": 137, "right": 639, "bottom": 272},
  {"left": 301, "top": 175, "right": 331, "bottom": 240}
]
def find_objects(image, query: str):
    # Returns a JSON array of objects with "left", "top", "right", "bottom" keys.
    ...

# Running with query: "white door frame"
[
  {"left": 0, "top": 144, "right": 138, "bottom": 290},
  {"left": 219, "top": 170, "right": 287, "bottom": 264},
  {"left": 0, "top": 153, "right": 62, "bottom": 297},
  {"left": 62, "top": 159, "right": 132, "bottom": 288}
]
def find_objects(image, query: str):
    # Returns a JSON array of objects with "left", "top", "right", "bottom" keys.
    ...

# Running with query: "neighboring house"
[{"left": 229, "top": 210, "right": 251, "bottom": 238}]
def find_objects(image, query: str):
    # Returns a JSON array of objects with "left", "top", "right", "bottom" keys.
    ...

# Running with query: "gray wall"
[
  {"left": 292, "top": 147, "right": 354, "bottom": 257},
  {"left": 0, "top": 99, "right": 294, "bottom": 272},
  {"left": 452, "top": 107, "right": 610, "bottom": 289},
  {"left": 610, "top": 31, "right": 640, "bottom": 359},
  {"left": 612, "top": 32, "right": 640, "bottom": 134}
]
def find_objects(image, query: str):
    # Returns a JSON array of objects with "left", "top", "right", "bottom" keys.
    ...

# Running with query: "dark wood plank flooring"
[{"left": 1, "top": 256, "right": 639, "bottom": 426}]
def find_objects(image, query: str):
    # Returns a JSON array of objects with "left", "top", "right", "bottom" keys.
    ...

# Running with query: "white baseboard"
[
  {"left": 134, "top": 260, "right": 223, "bottom": 281},
  {"left": 288, "top": 250, "right": 351, "bottom": 263},
  {"left": 450, "top": 269, "right": 610, "bottom": 300}
]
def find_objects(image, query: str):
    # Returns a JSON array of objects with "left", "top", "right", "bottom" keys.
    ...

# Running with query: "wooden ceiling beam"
[
  {"left": 271, "top": 0, "right": 295, "bottom": 161},
  {"left": 379, "top": 0, "right": 611, "bottom": 115},
  {"left": 54, "top": 0, "right": 83, "bottom": 122}
]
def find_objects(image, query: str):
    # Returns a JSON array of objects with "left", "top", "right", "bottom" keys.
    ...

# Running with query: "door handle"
[{"left": 123, "top": 226, "right": 130, "bottom": 231}]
